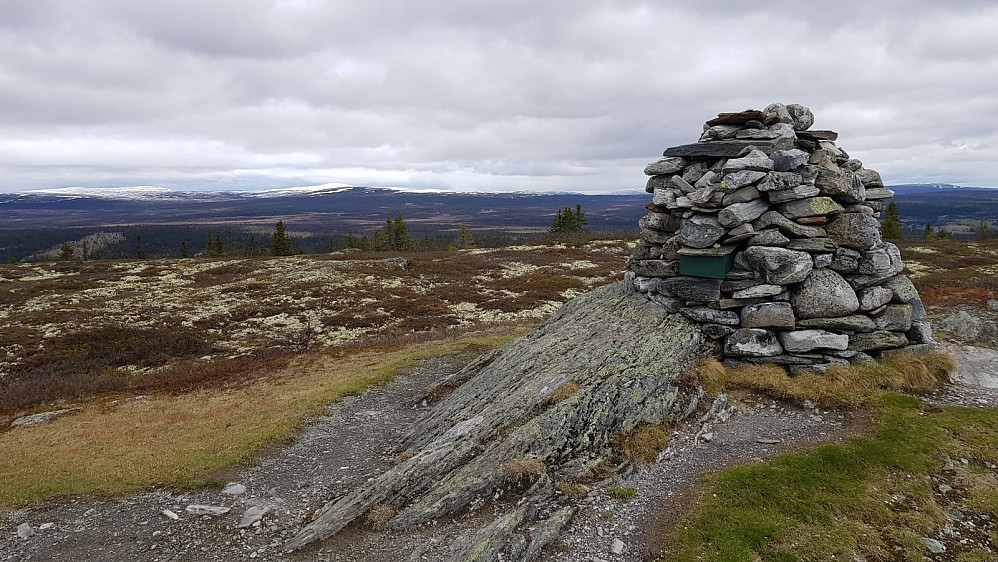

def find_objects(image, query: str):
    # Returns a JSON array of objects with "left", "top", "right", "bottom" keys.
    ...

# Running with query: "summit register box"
[{"left": 677, "top": 245, "right": 737, "bottom": 279}]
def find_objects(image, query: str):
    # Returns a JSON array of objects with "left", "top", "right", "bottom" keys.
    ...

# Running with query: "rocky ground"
[{"left": 4, "top": 299, "right": 998, "bottom": 562}]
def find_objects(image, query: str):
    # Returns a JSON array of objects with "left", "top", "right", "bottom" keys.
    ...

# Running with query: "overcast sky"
[{"left": 2, "top": 1, "right": 997, "bottom": 193}]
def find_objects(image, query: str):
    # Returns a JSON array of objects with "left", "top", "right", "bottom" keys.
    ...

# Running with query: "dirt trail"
[{"left": 3, "top": 346, "right": 996, "bottom": 562}]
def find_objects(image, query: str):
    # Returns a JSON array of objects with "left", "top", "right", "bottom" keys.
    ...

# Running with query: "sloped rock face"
[{"left": 286, "top": 283, "right": 711, "bottom": 557}]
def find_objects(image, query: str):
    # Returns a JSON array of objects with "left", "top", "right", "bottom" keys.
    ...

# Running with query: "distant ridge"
[{"left": 889, "top": 183, "right": 996, "bottom": 195}]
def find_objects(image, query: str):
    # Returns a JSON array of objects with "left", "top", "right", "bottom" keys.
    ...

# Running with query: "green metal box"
[{"left": 677, "top": 245, "right": 736, "bottom": 279}]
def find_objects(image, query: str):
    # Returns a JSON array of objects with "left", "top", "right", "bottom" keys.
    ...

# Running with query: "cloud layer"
[{"left": 2, "top": 1, "right": 997, "bottom": 192}]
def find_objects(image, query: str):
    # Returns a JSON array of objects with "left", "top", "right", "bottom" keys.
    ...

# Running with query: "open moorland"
[{"left": 2, "top": 235, "right": 998, "bottom": 560}]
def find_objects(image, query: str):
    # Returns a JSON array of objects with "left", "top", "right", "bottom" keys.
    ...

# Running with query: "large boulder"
[
  {"left": 724, "top": 328, "right": 783, "bottom": 357},
  {"left": 778, "top": 330, "right": 849, "bottom": 353},
  {"left": 792, "top": 268, "right": 860, "bottom": 319},
  {"left": 740, "top": 302, "right": 796, "bottom": 330},
  {"left": 285, "top": 283, "right": 710, "bottom": 554}
]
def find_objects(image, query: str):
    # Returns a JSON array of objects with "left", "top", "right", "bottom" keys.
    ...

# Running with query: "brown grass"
[
  {"left": 500, "top": 458, "right": 546, "bottom": 484},
  {"left": 548, "top": 382, "right": 581, "bottom": 404},
  {"left": 613, "top": 424, "right": 670, "bottom": 465},
  {"left": 684, "top": 353, "right": 956, "bottom": 408},
  {"left": 365, "top": 504, "right": 398, "bottom": 531}
]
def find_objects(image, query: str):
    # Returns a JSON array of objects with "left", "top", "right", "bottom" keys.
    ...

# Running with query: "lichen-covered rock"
[
  {"left": 718, "top": 199, "right": 770, "bottom": 228},
  {"left": 858, "top": 286, "right": 894, "bottom": 311},
  {"left": 660, "top": 276, "right": 723, "bottom": 301},
  {"left": 825, "top": 213, "right": 883, "bottom": 251},
  {"left": 681, "top": 214, "right": 726, "bottom": 249},
  {"left": 680, "top": 307, "right": 740, "bottom": 326},
  {"left": 754, "top": 211, "right": 827, "bottom": 238},
  {"left": 644, "top": 157, "right": 689, "bottom": 176},
  {"left": 848, "top": 331, "right": 909, "bottom": 352},
  {"left": 786, "top": 104, "right": 814, "bottom": 131},
  {"left": 286, "top": 284, "right": 710, "bottom": 553},
  {"left": 740, "top": 302, "right": 796, "bottom": 330},
  {"left": 771, "top": 149, "right": 809, "bottom": 172},
  {"left": 767, "top": 184, "right": 821, "bottom": 204},
  {"left": 724, "top": 328, "right": 783, "bottom": 357},
  {"left": 757, "top": 171, "right": 803, "bottom": 192},
  {"left": 741, "top": 246, "right": 813, "bottom": 285},
  {"left": 628, "top": 259, "right": 680, "bottom": 278},
  {"left": 722, "top": 169, "right": 767, "bottom": 190},
  {"left": 873, "top": 304, "right": 913, "bottom": 332},
  {"left": 792, "top": 268, "right": 860, "bottom": 319},
  {"left": 778, "top": 330, "right": 849, "bottom": 353},
  {"left": 797, "top": 314, "right": 876, "bottom": 333},
  {"left": 779, "top": 197, "right": 844, "bottom": 220}
]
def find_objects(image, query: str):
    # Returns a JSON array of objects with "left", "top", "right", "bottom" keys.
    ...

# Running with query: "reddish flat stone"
[
  {"left": 796, "top": 216, "right": 828, "bottom": 225},
  {"left": 705, "top": 110, "right": 767, "bottom": 127}
]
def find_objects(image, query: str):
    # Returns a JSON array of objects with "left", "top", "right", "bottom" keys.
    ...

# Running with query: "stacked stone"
[{"left": 625, "top": 102, "right": 933, "bottom": 373}]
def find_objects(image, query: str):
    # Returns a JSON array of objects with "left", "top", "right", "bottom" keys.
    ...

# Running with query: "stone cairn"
[{"left": 624, "top": 102, "right": 933, "bottom": 373}]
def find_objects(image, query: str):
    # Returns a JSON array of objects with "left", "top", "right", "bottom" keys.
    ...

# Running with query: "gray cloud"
[{"left": 1, "top": 1, "right": 997, "bottom": 192}]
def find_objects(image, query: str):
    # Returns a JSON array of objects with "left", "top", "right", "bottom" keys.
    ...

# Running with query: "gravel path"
[{"left": 3, "top": 346, "right": 996, "bottom": 562}]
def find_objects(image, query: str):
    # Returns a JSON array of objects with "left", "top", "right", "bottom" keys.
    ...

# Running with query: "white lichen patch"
[
  {"left": 554, "top": 260, "right": 599, "bottom": 270},
  {"left": 903, "top": 261, "right": 935, "bottom": 278},
  {"left": 903, "top": 246, "right": 939, "bottom": 254}
]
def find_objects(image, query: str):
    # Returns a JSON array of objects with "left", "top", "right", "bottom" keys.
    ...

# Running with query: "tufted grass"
[{"left": 0, "top": 330, "right": 524, "bottom": 509}]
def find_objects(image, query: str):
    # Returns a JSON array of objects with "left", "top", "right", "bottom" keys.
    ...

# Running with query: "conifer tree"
[
  {"left": 923, "top": 223, "right": 934, "bottom": 240},
  {"left": 881, "top": 201, "right": 903, "bottom": 240},
  {"left": 135, "top": 235, "right": 147, "bottom": 259},
  {"left": 180, "top": 240, "right": 190, "bottom": 258},
  {"left": 550, "top": 204, "right": 588, "bottom": 233},
  {"left": 59, "top": 243, "right": 74, "bottom": 261},
  {"left": 81, "top": 241, "right": 89, "bottom": 261},
  {"left": 976, "top": 221, "right": 990, "bottom": 241},
  {"left": 450, "top": 225, "right": 478, "bottom": 250},
  {"left": 270, "top": 220, "right": 296, "bottom": 256}
]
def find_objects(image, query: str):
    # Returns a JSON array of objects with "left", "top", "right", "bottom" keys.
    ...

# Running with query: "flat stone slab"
[
  {"left": 663, "top": 139, "right": 793, "bottom": 158},
  {"left": 11, "top": 409, "right": 75, "bottom": 427},
  {"left": 705, "top": 110, "right": 767, "bottom": 126},
  {"left": 797, "top": 130, "right": 839, "bottom": 141},
  {"left": 677, "top": 245, "right": 738, "bottom": 257}
]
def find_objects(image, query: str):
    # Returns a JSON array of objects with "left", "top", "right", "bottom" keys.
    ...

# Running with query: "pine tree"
[
  {"left": 135, "top": 235, "right": 147, "bottom": 259},
  {"left": 180, "top": 240, "right": 190, "bottom": 258},
  {"left": 81, "top": 241, "right": 89, "bottom": 261},
  {"left": 550, "top": 205, "right": 588, "bottom": 234},
  {"left": 881, "top": 201, "right": 903, "bottom": 240},
  {"left": 59, "top": 243, "right": 75, "bottom": 261},
  {"left": 346, "top": 231, "right": 360, "bottom": 249},
  {"left": 977, "top": 221, "right": 990, "bottom": 241},
  {"left": 270, "top": 220, "right": 295, "bottom": 256},
  {"left": 391, "top": 213, "right": 413, "bottom": 251},
  {"left": 923, "top": 223, "right": 934, "bottom": 240},
  {"left": 450, "top": 225, "right": 478, "bottom": 250}
]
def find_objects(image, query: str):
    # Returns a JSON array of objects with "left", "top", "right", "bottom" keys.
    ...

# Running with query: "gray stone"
[
  {"left": 741, "top": 246, "right": 813, "bottom": 285},
  {"left": 771, "top": 149, "right": 809, "bottom": 172},
  {"left": 718, "top": 199, "right": 770, "bottom": 228},
  {"left": 652, "top": 188, "right": 679, "bottom": 208},
  {"left": 721, "top": 277, "right": 763, "bottom": 291},
  {"left": 786, "top": 238, "right": 838, "bottom": 253},
  {"left": 640, "top": 212, "right": 681, "bottom": 233},
  {"left": 680, "top": 307, "right": 740, "bottom": 326},
  {"left": 681, "top": 214, "right": 726, "bottom": 249},
  {"left": 640, "top": 227, "right": 673, "bottom": 244},
  {"left": 689, "top": 184, "right": 717, "bottom": 206},
  {"left": 240, "top": 506, "right": 270, "bottom": 528},
  {"left": 858, "top": 286, "right": 894, "bottom": 311},
  {"left": 757, "top": 171, "right": 803, "bottom": 192},
  {"left": 700, "top": 124, "right": 741, "bottom": 141},
  {"left": 722, "top": 185, "right": 761, "bottom": 205},
  {"left": 648, "top": 294, "right": 683, "bottom": 313},
  {"left": 702, "top": 324, "right": 738, "bottom": 339},
  {"left": 857, "top": 244, "right": 902, "bottom": 275},
  {"left": 779, "top": 197, "right": 844, "bottom": 219},
  {"left": 675, "top": 196, "right": 694, "bottom": 208},
  {"left": 721, "top": 170, "right": 767, "bottom": 190},
  {"left": 11, "top": 409, "right": 74, "bottom": 427},
  {"left": 874, "top": 304, "right": 913, "bottom": 332},
  {"left": 922, "top": 537, "right": 946, "bottom": 554},
  {"left": 767, "top": 184, "right": 821, "bottom": 203},
  {"left": 644, "top": 157, "right": 688, "bottom": 176},
  {"left": 736, "top": 128, "right": 782, "bottom": 140},
  {"left": 724, "top": 328, "right": 783, "bottom": 357},
  {"left": 768, "top": 122, "right": 797, "bottom": 139},
  {"left": 813, "top": 254, "right": 833, "bottom": 268},
  {"left": 682, "top": 162, "right": 710, "bottom": 184},
  {"left": 663, "top": 139, "right": 794, "bottom": 158},
  {"left": 746, "top": 230, "right": 790, "bottom": 247},
  {"left": 17, "top": 523, "right": 33, "bottom": 539},
  {"left": 792, "top": 269, "right": 860, "bottom": 319},
  {"left": 186, "top": 505, "right": 231, "bottom": 516},
  {"left": 732, "top": 284, "right": 784, "bottom": 299},
  {"left": 908, "top": 321, "right": 935, "bottom": 344},
  {"left": 797, "top": 314, "right": 876, "bottom": 333},
  {"left": 222, "top": 482, "right": 246, "bottom": 495},
  {"left": 645, "top": 174, "right": 669, "bottom": 194},
  {"left": 670, "top": 175, "right": 695, "bottom": 194},
  {"left": 848, "top": 331, "right": 908, "bottom": 352},
  {"left": 815, "top": 168, "right": 864, "bottom": 203},
  {"left": 786, "top": 104, "right": 814, "bottom": 131},
  {"left": 763, "top": 102, "right": 794, "bottom": 125},
  {"left": 856, "top": 169, "right": 884, "bottom": 188},
  {"left": 754, "top": 211, "right": 826, "bottom": 238},
  {"left": 830, "top": 247, "right": 861, "bottom": 273},
  {"left": 825, "top": 213, "right": 882, "bottom": 251},
  {"left": 885, "top": 275, "right": 918, "bottom": 303},
  {"left": 743, "top": 354, "right": 818, "bottom": 366},
  {"left": 612, "top": 538, "right": 625, "bottom": 555},
  {"left": 864, "top": 187, "right": 894, "bottom": 200},
  {"left": 845, "top": 204, "right": 875, "bottom": 214},
  {"left": 797, "top": 164, "right": 819, "bottom": 184},
  {"left": 778, "top": 330, "right": 850, "bottom": 353},
  {"left": 660, "top": 277, "right": 723, "bottom": 301},
  {"left": 694, "top": 170, "right": 719, "bottom": 189},
  {"left": 722, "top": 155, "right": 774, "bottom": 174},
  {"left": 841, "top": 159, "right": 863, "bottom": 172},
  {"left": 866, "top": 200, "right": 887, "bottom": 212},
  {"left": 629, "top": 259, "right": 680, "bottom": 278},
  {"left": 940, "top": 311, "right": 982, "bottom": 341}
]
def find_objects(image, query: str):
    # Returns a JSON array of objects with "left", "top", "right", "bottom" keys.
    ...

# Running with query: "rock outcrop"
[
  {"left": 286, "top": 283, "right": 712, "bottom": 558},
  {"left": 629, "top": 102, "right": 932, "bottom": 372}
]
